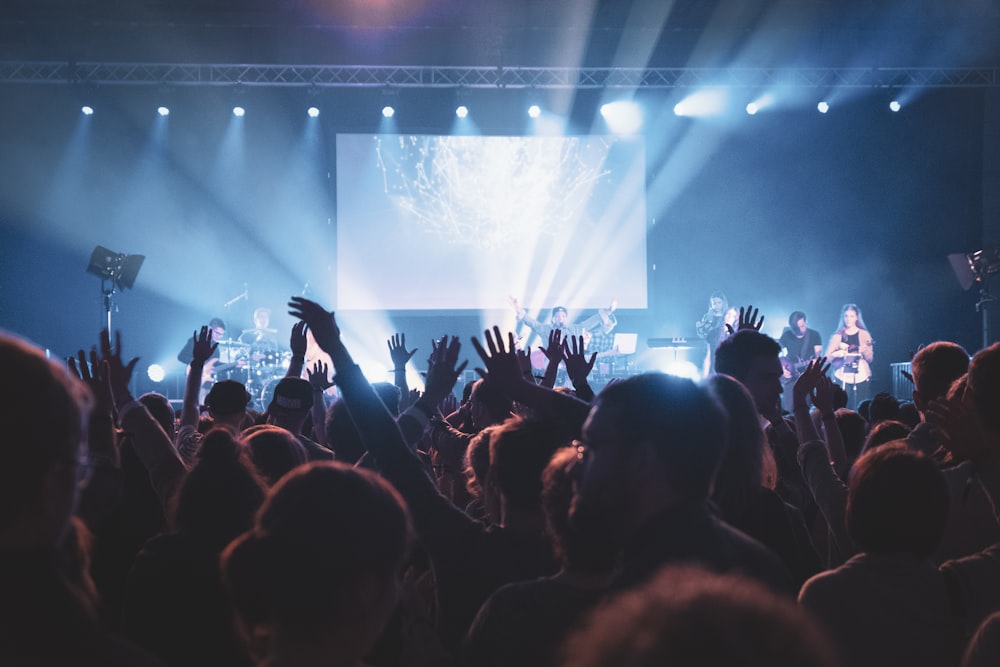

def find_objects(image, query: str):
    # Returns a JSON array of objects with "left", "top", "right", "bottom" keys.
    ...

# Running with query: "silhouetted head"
[
  {"left": 715, "top": 330, "right": 784, "bottom": 415},
  {"left": 242, "top": 425, "right": 308, "bottom": 486},
  {"left": 0, "top": 333, "right": 92, "bottom": 546},
  {"left": 487, "top": 416, "right": 568, "bottom": 514},
  {"left": 910, "top": 342, "right": 970, "bottom": 414},
  {"left": 561, "top": 565, "right": 837, "bottom": 667},
  {"left": 572, "top": 373, "right": 727, "bottom": 547},
  {"left": 967, "top": 342, "right": 1000, "bottom": 432},
  {"left": 846, "top": 443, "right": 948, "bottom": 559},
  {"left": 222, "top": 462, "right": 412, "bottom": 660},
  {"left": 706, "top": 374, "right": 777, "bottom": 520},
  {"left": 172, "top": 429, "right": 266, "bottom": 548}
]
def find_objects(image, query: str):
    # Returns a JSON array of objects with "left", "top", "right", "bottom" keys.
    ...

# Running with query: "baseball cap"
[{"left": 205, "top": 380, "right": 251, "bottom": 415}]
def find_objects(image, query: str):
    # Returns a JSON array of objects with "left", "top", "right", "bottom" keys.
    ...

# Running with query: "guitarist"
[
  {"left": 825, "top": 304, "right": 875, "bottom": 410},
  {"left": 779, "top": 311, "right": 823, "bottom": 410},
  {"left": 177, "top": 317, "right": 231, "bottom": 404}
]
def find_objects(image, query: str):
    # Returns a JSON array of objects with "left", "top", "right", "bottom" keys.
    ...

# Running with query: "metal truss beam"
[{"left": 1, "top": 61, "right": 998, "bottom": 89}]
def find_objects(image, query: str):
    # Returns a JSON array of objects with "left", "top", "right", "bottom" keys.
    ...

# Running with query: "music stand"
[{"left": 86, "top": 245, "right": 145, "bottom": 332}]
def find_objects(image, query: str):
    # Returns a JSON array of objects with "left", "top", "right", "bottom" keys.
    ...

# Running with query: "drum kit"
[{"left": 214, "top": 339, "right": 292, "bottom": 409}]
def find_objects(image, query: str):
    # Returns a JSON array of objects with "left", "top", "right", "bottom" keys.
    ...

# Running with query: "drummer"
[{"left": 239, "top": 307, "right": 281, "bottom": 361}]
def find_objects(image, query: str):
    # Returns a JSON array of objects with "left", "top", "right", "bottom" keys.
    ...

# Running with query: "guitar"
[{"left": 780, "top": 357, "right": 816, "bottom": 385}]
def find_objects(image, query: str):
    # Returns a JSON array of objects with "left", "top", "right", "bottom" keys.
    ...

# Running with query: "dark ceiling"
[{"left": 1, "top": 0, "right": 998, "bottom": 70}]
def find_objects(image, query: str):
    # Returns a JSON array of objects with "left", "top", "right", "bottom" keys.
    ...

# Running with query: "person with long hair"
[{"left": 826, "top": 304, "right": 874, "bottom": 410}]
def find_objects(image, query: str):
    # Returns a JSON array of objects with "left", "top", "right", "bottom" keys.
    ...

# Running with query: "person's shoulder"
[{"left": 798, "top": 566, "right": 841, "bottom": 604}]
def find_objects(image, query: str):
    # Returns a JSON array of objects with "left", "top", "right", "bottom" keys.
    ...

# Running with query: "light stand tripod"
[{"left": 86, "top": 245, "right": 145, "bottom": 332}]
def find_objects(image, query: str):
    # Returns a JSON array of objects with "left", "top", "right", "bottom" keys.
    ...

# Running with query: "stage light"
[
  {"left": 817, "top": 101, "right": 829, "bottom": 114},
  {"left": 456, "top": 105, "right": 469, "bottom": 118},
  {"left": 671, "top": 89, "right": 728, "bottom": 118},
  {"left": 889, "top": 100, "right": 901, "bottom": 112},
  {"left": 664, "top": 360, "right": 701, "bottom": 381},
  {"left": 600, "top": 101, "right": 642, "bottom": 133},
  {"left": 308, "top": 106, "right": 320, "bottom": 117},
  {"left": 746, "top": 102, "right": 758, "bottom": 115},
  {"left": 157, "top": 106, "right": 170, "bottom": 116},
  {"left": 382, "top": 105, "right": 395, "bottom": 118},
  {"left": 147, "top": 364, "right": 165, "bottom": 383},
  {"left": 81, "top": 106, "right": 94, "bottom": 116},
  {"left": 528, "top": 104, "right": 541, "bottom": 118},
  {"left": 232, "top": 106, "right": 245, "bottom": 117}
]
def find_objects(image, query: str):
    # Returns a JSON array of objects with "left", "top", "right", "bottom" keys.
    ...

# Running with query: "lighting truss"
[{"left": 1, "top": 61, "right": 998, "bottom": 89}]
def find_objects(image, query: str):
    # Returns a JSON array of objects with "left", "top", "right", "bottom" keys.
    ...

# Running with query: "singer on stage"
[{"left": 695, "top": 290, "right": 728, "bottom": 376}]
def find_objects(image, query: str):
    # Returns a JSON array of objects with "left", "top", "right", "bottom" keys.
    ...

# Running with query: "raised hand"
[
  {"left": 515, "top": 348, "right": 535, "bottom": 381},
  {"left": 289, "top": 320, "right": 308, "bottom": 358},
  {"left": 540, "top": 328, "right": 564, "bottom": 364},
  {"left": 68, "top": 347, "right": 113, "bottom": 416},
  {"left": 562, "top": 334, "right": 597, "bottom": 385},
  {"left": 792, "top": 357, "right": 831, "bottom": 409},
  {"left": 438, "top": 391, "right": 459, "bottom": 417},
  {"left": 288, "top": 297, "right": 340, "bottom": 354},
  {"left": 471, "top": 326, "right": 527, "bottom": 393},
  {"left": 422, "top": 335, "right": 467, "bottom": 406},
  {"left": 388, "top": 333, "right": 418, "bottom": 369},
  {"left": 927, "top": 395, "right": 989, "bottom": 463},
  {"left": 740, "top": 305, "right": 764, "bottom": 332},
  {"left": 810, "top": 367, "right": 835, "bottom": 414},
  {"left": 307, "top": 359, "right": 333, "bottom": 391},
  {"left": 191, "top": 325, "right": 218, "bottom": 365},
  {"left": 99, "top": 329, "right": 140, "bottom": 408}
]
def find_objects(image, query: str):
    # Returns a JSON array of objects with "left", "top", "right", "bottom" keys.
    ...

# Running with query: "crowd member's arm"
[
  {"left": 178, "top": 326, "right": 215, "bottom": 432},
  {"left": 563, "top": 334, "right": 597, "bottom": 403},
  {"left": 102, "top": 330, "right": 187, "bottom": 509},
  {"left": 284, "top": 321, "right": 308, "bottom": 379},
  {"left": 68, "top": 346, "right": 122, "bottom": 530},
  {"left": 812, "top": 370, "right": 849, "bottom": 478},
  {"left": 288, "top": 297, "right": 472, "bottom": 518},
  {"left": 389, "top": 333, "right": 418, "bottom": 405},
  {"left": 471, "top": 326, "right": 591, "bottom": 436},
  {"left": 793, "top": 359, "right": 847, "bottom": 474},
  {"left": 792, "top": 359, "right": 853, "bottom": 563},
  {"left": 307, "top": 359, "right": 332, "bottom": 445},
  {"left": 539, "top": 328, "right": 563, "bottom": 389},
  {"left": 176, "top": 326, "right": 216, "bottom": 463}
]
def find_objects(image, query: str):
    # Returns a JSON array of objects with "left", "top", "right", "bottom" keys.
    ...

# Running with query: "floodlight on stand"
[
  {"left": 949, "top": 247, "right": 1000, "bottom": 349},
  {"left": 86, "top": 245, "right": 145, "bottom": 332}
]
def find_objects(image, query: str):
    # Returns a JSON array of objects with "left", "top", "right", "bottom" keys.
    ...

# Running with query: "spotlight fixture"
[
  {"left": 81, "top": 106, "right": 94, "bottom": 116},
  {"left": 157, "top": 106, "right": 170, "bottom": 116},
  {"left": 382, "top": 106, "right": 395, "bottom": 118},
  {"left": 455, "top": 105, "right": 469, "bottom": 119},
  {"left": 232, "top": 106, "right": 245, "bottom": 117},
  {"left": 600, "top": 101, "right": 643, "bottom": 133},
  {"left": 86, "top": 245, "right": 145, "bottom": 290},
  {"left": 889, "top": 100, "right": 901, "bottom": 113},
  {"left": 147, "top": 364, "right": 166, "bottom": 383},
  {"left": 307, "top": 107, "right": 320, "bottom": 118},
  {"left": 528, "top": 104, "right": 541, "bottom": 118},
  {"left": 745, "top": 102, "right": 759, "bottom": 115},
  {"left": 817, "top": 101, "right": 829, "bottom": 114}
]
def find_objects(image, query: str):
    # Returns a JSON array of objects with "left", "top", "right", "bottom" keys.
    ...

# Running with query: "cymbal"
[{"left": 217, "top": 339, "right": 250, "bottom": 348}]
